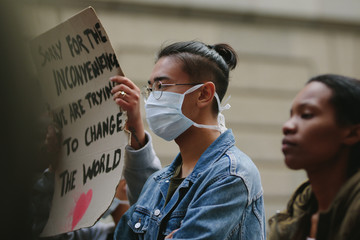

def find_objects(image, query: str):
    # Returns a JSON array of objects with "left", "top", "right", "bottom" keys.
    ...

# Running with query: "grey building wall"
[{"left": 21, "top": 0, "right": 360, "bottom": 224}]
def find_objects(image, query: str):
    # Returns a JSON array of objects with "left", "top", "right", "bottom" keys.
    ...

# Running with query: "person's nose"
[{"left": 282, "top": 117, "right": 297, "bottom": 135}]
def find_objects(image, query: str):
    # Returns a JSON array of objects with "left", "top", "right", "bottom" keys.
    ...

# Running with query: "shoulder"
[
  {"left": 331, "top": 171, "right": 360, "bottom": 223},
  {"left": 210, "top": 146, "right": 263, "bottom": 200},
  {"left": 267, "top": 181, "right": 312, "bottom": 240},
  {"left": 225, "top": 147, "right": 259, "bottom": 177}
]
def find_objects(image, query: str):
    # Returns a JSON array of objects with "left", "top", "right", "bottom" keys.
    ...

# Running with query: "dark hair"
[
  {"left": 307, "top": 74, "right": 360, "bottom": 176},
  {"left": 156, "top": 41, "right": 238, "bottom": 112}
]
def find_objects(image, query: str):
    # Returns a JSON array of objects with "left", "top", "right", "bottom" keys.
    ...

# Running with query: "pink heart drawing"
[{"left": 71, "top": 189, "right": 93, "bottom": 230}]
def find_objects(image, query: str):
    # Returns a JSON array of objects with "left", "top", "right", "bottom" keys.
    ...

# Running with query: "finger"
[
  {"left": 110, "top": 75, "right": 127, "bottom": 83},
  {"left": 110, "top": 76, "right": 137, "bottom": 90},
  {"left": 113, "top": 90, "right": 133, "bottom": 109},
  {"left": 113, "top": 90, "right": 126, "bottom": 102},
  {"left": 114, "top": 97, "right": 133, "bottom": 112},
  {"left": 111, "top": 82, "right": 140, "bottom": 99},
  {"left": 116, "top": 91, "right": 127, "bottom": 99},
  {"left": 112, "top": 84, "right": 133, "bottom": 96}
]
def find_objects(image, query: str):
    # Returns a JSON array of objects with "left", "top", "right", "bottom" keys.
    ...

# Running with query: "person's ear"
[
  {"left": 197, "top": 82, "right": 215, "bottom": 108},
  {"left": 343, "top": 124, "right": 360, "bottom": 146}
]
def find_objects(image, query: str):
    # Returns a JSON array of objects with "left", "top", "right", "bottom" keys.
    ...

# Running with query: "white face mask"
[{"left": 145, "top": 84, "right": 230, "bottom": 141}]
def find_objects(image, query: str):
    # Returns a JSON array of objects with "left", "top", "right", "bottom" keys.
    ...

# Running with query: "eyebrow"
[
  {"left": 148, "top": 76, "right": 171, "bottom": 84},
  {"left": 298, "top": 102, "right": 318, "bottom": 109},
  {"left": 290, "top": 102, "right": 319, "bottom": 115}
]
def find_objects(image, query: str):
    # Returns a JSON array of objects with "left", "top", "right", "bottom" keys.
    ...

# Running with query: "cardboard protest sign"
[{"left": 30, "top": 7, "right": 128, "bottom": 236}]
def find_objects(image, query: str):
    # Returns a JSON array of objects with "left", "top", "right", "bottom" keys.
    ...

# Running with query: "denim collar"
[{"left": 155, "top": 129, "right": 235, "bottom": 183}]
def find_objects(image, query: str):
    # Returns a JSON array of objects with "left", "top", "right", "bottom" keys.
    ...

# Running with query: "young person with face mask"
[
  {"left": 268, "top": 74, "right": 360, "bottom": 240},
  {"left": 110, "top": 41, "right": 265, "bottom": 240}
]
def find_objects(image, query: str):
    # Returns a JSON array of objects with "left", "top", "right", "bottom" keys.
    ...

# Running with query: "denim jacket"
[{"left": 115, "top": 130, "right": 265, "bottom": 240}]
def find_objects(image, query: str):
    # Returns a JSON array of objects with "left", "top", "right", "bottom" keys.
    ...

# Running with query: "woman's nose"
[{"left": 282, "top": 117, "right": 296, "bottom": 135}]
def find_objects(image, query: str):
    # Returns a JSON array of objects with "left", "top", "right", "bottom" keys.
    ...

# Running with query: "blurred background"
[{"left": 6, "top": 0, "right": 360, "bottom": 234}]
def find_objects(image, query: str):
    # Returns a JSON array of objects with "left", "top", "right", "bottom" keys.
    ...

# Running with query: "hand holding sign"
[{"left": 111, "top": 76, "right": 146, "bottom": 150}]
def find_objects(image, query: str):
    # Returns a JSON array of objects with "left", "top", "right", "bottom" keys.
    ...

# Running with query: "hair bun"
[{"left": 213, "top": 43, "right": 238, "bottom": 70}]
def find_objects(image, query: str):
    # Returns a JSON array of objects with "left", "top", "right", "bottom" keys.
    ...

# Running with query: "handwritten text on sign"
[{"left": 30, "top": 7, "right": 128, "bottom": 236}]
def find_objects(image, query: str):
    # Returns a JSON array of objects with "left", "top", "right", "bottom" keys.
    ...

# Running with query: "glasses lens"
[
  {"left": 152, "top": 81, "right": 162, "bottom": 99},
  {"left": 141, "top": 86, "right": 151, "bottom": 100}
]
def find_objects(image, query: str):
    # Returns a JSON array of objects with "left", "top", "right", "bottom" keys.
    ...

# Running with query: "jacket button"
[
  {"left": 154, "top": 209, "right": 161, "bottom": 216},
  {"left": 135, "top": 222, "right": 141, "bottom": 229}
]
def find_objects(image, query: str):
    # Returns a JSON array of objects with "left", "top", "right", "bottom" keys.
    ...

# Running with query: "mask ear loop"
[
  {"left": 214, "top": 94, "right": 231, "bottom": 133},
  {"left": 187, "top": 85, "right": 227, "bottom": 132},
  {"left": 183, "top": 84, "right": 204, "bottom": 94}
]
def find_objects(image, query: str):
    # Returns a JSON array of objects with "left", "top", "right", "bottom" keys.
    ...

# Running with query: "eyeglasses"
[{"left": 142, "top": 81, "right": 202, "bottom": 100}]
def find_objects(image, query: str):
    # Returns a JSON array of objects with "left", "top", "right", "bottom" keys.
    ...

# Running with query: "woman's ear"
[
  {"left": 197, "top": 82, "right": 216, "bottom": 108},
  {"left": 343, "top": 124, "right": 360, "bottom": 146}
]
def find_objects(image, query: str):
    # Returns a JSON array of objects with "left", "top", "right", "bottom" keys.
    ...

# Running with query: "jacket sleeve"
[{"left": 123, "top": 131, "right": 161, "bottom": 205}]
